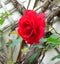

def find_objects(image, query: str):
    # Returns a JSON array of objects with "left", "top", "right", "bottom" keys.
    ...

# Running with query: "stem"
[
  {"left": 11, "top": 0, "right": 26, "bottom": 15},
  {"left": 41, "top": 0, "right": 53, "bottom": 12},
  {"left": 39, "top": 51, "right": 45, "bottom": 64},
  {"left": 47, "top": 8, "right": 60, "bottom": 25},
  {"left": 55, "top": 48, "right": 60, "bottom": 54},
  {"left": 50, "top": 25, "right": 60, "bottom": 35},
  {"left": 27, "top": 0, "right": 31, "bottom": 9},
  {"left": 11, "top": 47, "right": 15, "bottom": 61},
  {"left": 16, "top": 40, "right": 24, "bottom": 64}
]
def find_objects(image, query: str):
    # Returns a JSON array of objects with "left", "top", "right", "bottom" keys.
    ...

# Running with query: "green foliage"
[
  {"left": 0, "top": 30, "right": 3, "bottom": 33},
  {"left": 0, "top": 30, "right": 3, "bottom": 36},
  {"left": 40, "top": 34, "right": 60, "bottom": 48},
  {"left": 0, "top": 16, "right": 5, "bottom": 25},
  {"left": 51, "top": 54, "right": 60, "bottom": 60},
  {"left": 40, "top": 38, "right": 47, "bottom": 43},
  {"left": 33, "top": 44, "right": 45, "bottom": 49},
  {"left": 0, "top": 12, "right": 11, "bottom": 25},
  {"left": 47, "top": 34, "right": 60, "bottom": 48},
  {"left": 9, "top": 36, "right": 22, "bottom": 48},
  {"left": 28, "top": 34, "right": 60, "bottom": 63},
  {"left": 28, "top": 52, "right": 38, "bottom": 63}
]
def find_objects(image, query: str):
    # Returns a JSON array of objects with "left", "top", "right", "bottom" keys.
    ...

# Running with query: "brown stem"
[
  {"left": 39, "top": 51, "right": 45, "bottom": 64},
  {"left": 55, "top": 48, "right": 60, "bottom": 54},
  {"left": 16, "top": 40, "right": 24, "bottom": 64},
  {"left": 41, "top": 0, "right": 53, "bottom": 12},
  {"left": 10, "top": 0, "right": 26, "bottom": 15},
  {"left": 47, "top": 8, "right": 60, "bottom": 25}
]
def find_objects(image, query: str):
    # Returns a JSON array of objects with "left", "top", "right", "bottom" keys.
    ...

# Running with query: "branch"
[
  {"left": 47, "top": 8, "right": 60, "bottom": 25},
  {"left": 0, "top": 52, "right": 7, "bottom": 64},
  {"left": 16, "top": 40, "right": 24, "bottom": 64},
  {"left": 10, "top": 0, "right": 26, "bottom": 15},
  {"left": 36, "top": 0, "right": 53, "bottom": 14},
  {"left": 22, "top": 48, "right": 42, "bottom": 64},
  {"left": 41, "top": 0, "right": 53, "bottom": 12},
  {"left": 55, "top": 48, "right": 60, "bottom": 54},
  {"left": 39, "top": 50, "right": 45, "bottom": 64}
]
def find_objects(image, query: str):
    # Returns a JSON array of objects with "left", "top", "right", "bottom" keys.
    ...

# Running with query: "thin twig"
[
  {"left": 55, "top": 48, "right": 60, "bottom": 54},
  {"left": 27, "top": 0, "right": 31, "bottom": 9},
  {"left": 50, "top": 25, "right": 60, "bottom": 35},
  {"left": 39, "top": 51, "right": 45, "bottom": 64}
]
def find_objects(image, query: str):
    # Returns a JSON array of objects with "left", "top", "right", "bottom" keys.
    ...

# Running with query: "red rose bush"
[{"left": 17, "top": 10, "right": 45, "bottom": 44}]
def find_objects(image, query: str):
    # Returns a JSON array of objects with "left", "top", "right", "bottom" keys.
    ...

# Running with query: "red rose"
[{"left": 17, "top": 10, "right": 45, "bottom": 44}]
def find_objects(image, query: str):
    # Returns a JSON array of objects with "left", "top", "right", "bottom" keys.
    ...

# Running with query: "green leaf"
[
  {"left": 0, "top": 30, "right": 3, "bottom": 33},
  {"left": 2, "top": 12, "right": 12, "bottom": 16},
  {"left": 40, "top": 38, "right": 47, "bottom": 43},
  {"left": 9, "top": 37, "right": 22, "bottom": 48},
  {"left": 0, "top": 30, "right": 3, "bottom": 36},
  {"left": 51, "top": 54, "right": 60, "bottom": 60},
  {"left": 0, "top": 11, "right": 12, "bottom": 25},
  {"left": 0, "top": 17, "right": 5, "bottom": 25},
  {"left": 33, "top": 45, "right": 45, "bottom": 49},
  {"left": 50, "top": 34, "right": 58, "bottom": 39},
  {"left": 28, "top": 52, "right": 38, "bottom": 63},
  {"left": 47, "top": 34, "right": 60, "bottom": 45},
  {"left": 40, "top": 34, "right": 60, "bottom": 48},
  {"left": 47, "top": 37, "right": 58, "bottom": 44}
]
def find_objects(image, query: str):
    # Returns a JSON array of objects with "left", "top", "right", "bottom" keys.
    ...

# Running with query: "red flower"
[{"left": 17, "top": 10, "right": 45, "bottom": 44}]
